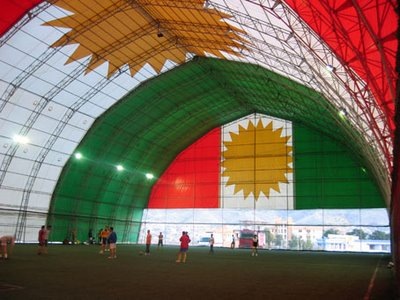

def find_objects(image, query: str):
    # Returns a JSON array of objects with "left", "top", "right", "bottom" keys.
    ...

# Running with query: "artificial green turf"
[{"left": 0, "top": 244, "right": 397, "bottom": 300}]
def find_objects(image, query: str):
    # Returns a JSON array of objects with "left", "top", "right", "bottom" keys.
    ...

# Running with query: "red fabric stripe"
[
  {"left": 0, "top": 0, "right": 43, "bottom": 37},
  {"left": 284, "top": 0, "right": 397, "bottom": 133},
  {"left": 148, "top": 128, "right": 221, "bottom": 208}
]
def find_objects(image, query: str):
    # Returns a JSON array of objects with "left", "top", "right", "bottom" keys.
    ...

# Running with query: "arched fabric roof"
[
  {"left": 0, "top": 0, "right": 397, "bottom": 251},
  {"left": 49, "top": 56, "right": 385, "bottom": 239}
]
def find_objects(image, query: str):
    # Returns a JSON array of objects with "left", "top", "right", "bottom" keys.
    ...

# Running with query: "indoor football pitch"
[{"left": 0, "top": 244, "right": 397, "bottom": 299}]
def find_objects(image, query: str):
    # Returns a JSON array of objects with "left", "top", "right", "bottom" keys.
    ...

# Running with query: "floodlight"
[
  {"left": 13, "top": 134, "right": 29, "bottom": 144},
  {"left": 338, "top": 108, "right": 347, "bottom": 117},
  {"left": 326, "top": 64, "right": 335, "bottom": 73}
]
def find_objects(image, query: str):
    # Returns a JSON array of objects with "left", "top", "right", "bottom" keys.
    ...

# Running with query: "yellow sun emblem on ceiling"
[
  {"left": 222, "top": 120, "right": 293, "bottom": 200},
  {"left": 43, "top": 0, "right": 248, "bottom": 77}
]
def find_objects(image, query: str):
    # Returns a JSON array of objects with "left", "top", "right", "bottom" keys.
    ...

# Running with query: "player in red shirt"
[
  {"left": 145, "top": 230, "right": 152, "bottom": 255},
  {"left": 38, "top": 225, "right": 46, "bottom": 255},
  {"left": 176, "top": 231, "right": 191, "bottom": 263}
]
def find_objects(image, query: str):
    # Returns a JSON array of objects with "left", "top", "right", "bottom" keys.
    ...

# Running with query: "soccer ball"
[{"left": 139, "top": 251, "right": 144, "bottom": 256}]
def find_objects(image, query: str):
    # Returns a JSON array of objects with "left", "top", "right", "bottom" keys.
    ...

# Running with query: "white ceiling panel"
[
  {"left": 2, "top": 172, "right": 29, "bottom": 190},
  {"left": 0, "top": 189, "right": 24, "bottom": 209},
  {"left": 31, "top": 113, "right": 61, "bottom": 135},
  {"left": 51, "top": 137, "right": 79, "bottom": 155},
  {"left": 7, "top": 156, "right": 36, "bottom": 176},
  {"left": 36, "top": 163, "right": 62, "bottom": 181},
  {"left": 25, "top": 193, "right": 52, "bottom": 211},
  {"left": 31, "top": 177, "right": 57, "bottom": 194},
  {"left": 42, "top": 151, "right": 70, "bottom": 167},
  {"left": 67, "top": 112, "right": 94, "bottom": 131},
  {"left": 59, "top": 124, "right": 86, "bottom": 142}
]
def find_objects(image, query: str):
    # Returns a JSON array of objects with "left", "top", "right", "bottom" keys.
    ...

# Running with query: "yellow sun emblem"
[
  {"left": 43, "top": 0, "right": 248, "bottom": 77},
  {"left": 222, "top": 120, "right": 293, "bottom": 200}
]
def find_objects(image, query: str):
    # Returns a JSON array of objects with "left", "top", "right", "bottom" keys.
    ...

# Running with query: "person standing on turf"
[
  {"left": 145, "top": 230, "right": 152, "bottom": 255},
  {"left": 99, "top": 226, "right": 109, "bottom": 254},
  {"left": 176, "top": 231, "right": 191, "bottom": 263},
  {"left": 43, "top": 225, "right": 51, "bottom": 254},
  {"left": 38, "top": 225, "right": 46, "bottom": 255},
  {"left": 157, "top": 232, "right": 164, "bottom": 249},
  {"left": 209, "top": 233, "right": 214, "bottom": 254},
  {"left": 107, "top": 227, "right": 117, "bottom": 259},
  {"left": 251, "top": 234, "right": 259, "bottom": 256}
]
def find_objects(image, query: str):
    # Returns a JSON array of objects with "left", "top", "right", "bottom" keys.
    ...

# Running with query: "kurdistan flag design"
[
  {"left": 0, "top": 0, "right": 390, "bottom": 243},
  {"left": 148, "top": 114, "right": 294, "bottom": 209}
]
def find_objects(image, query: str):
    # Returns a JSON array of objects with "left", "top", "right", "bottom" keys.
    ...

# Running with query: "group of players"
[
  {"left": 98, "top": 226, "right": 117, "bottom": 259},
  {"left": 0, "top": 224, "right": 51, "bottom": 259},
  {"left": 0, "top": 226, "right": 259, "bottom": 262},
  {"left": 97, "top": 227, "right": 260, "bottom": 263},
  {"left": 97, "top": 228, "right": 191, "bottom": 263},
  {"left": 143, "top": 230, "right": 259, "bottom": 262}
]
